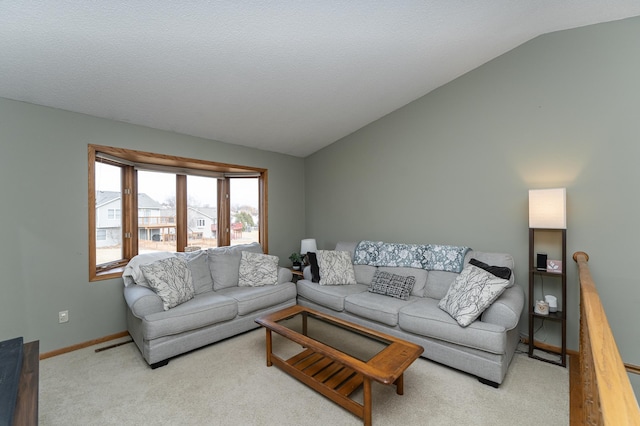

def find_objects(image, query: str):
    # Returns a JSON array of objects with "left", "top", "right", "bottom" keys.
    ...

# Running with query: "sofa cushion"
[
  {"left": 423, "top": 270, "right": 458, "bottom": 300},
  {"left": 208, "top": 243, "right": 263, "bottom": 290},
  {"left": 238, "top": 251, "right": 279, "bottom": 287},
  {"left": 177, "top": 250, "right": 214, "bottom": 295},
  {"left": 317, "top": 250, "right": 357, "bottom": 285},
  {"left": 140, "top": 257, "right": 195, "bottom": 310},
  {"left": 345, "top": 292, "right": 416, "bottom": 326},
  {"left": 398, "top": 298, "right": 507, "bottom": 354},
  {"left": 368, "top": 270, "right": 415, "bottom": 300},
  {"left": 142, "top": 292, "right": 238, "bottom": 340},
  {"left": 217, "top": 282, "right": 297, "bottom": 316},
  {"left": 438, "top": 265, "right": 510, "bottom": 327},
  {"left": 297, "top": 280, "right": 368, "bottom": 312},
  {"left": 353, "top": 264, "right": 377, "bottom": 285},
  {"left": 335, "top": 241, "right": 358, "bottom": 258}
]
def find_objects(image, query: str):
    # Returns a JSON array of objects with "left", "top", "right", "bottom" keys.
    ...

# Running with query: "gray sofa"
[
  {"left": 297, "top": 241, "right": 525, "bottom": 386},
  {"left": 123, "top": 243, "right": 297, "bottom": 368}
]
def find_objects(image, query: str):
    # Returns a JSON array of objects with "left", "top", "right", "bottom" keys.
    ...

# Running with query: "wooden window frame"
[{"left": 88, "top": 144, "right": 268, "bottom": 281}]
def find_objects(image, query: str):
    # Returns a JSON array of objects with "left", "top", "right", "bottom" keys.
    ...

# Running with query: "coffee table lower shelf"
[{"left": 267, "top": 342, "right": 403, "bottom": 425}]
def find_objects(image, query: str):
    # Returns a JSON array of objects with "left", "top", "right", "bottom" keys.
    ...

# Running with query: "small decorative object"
[
  {"left": 545, "top": 295, "right": 558, "bottom": 313},
  {"left": 534, "top": 300, "right": 550, "bottom": 315},
  {"left": 546, "top": 259, "right": 562, "bottom": 274},
  {"left": 536, "top": 253, "right": 547, "bottom": 270},
  {"left": 288, "top": 252, "right": 303, "bottom": 270}
]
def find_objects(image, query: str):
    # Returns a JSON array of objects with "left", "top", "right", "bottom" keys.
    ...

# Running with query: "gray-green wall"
[
  {"left": 0, "top": 98, "right": 305, "bottom": 352},
  {"left": 305, "top": 16, "right": 640, "bottom": 393}
]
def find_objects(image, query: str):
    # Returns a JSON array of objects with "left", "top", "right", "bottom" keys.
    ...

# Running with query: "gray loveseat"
[
  {"left": 123, "top": 242, "right": 297, "bottom": 368},
  {"left": 297, "top": 241, "right": 525, "bottom": 386}
]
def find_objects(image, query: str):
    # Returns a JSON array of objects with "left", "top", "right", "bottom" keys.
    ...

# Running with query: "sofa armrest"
[
  {"left": 277, "top": 267, "right": 293, "bottom": 284},
  {"left": 123, "top": 284, "right": 164, "bottom": 318},
  {"left": 481, "top": 285, "right": 525, "bottom": 330}
]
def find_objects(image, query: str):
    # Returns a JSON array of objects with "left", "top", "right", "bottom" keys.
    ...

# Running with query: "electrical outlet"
[{"left": 59, "top": 310, "right": 69, "bottom": 323}]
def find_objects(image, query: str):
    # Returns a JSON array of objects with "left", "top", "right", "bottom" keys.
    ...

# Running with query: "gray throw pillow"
[
  {"left": 208, "top": 243, "right": 263, "bottom": 290},
  {"left": 177, "top": 250, "right": 214, "bottom": 294},
  {"left": 140, "top": 257, "right": 194, "bottom": 310},
  {"left": 438, "top": 264, "right": 510, "bottom": 327},
  {"left": 368, "top": 270, "right": 416, "bottom": 300}
]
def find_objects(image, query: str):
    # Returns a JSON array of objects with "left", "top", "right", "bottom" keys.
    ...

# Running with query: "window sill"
[{"left": 91, "top": 267, "right": 125, "bottom": 282}]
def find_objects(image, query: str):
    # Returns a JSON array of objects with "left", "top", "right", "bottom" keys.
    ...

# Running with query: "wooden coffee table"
[{"left": 255, "top": 305, "right": 423, "bottom": 426}]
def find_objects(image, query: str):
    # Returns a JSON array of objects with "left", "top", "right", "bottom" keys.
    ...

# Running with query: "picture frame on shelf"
[{"left": 546, "top": 259, "right": 562, "bottom": 274}]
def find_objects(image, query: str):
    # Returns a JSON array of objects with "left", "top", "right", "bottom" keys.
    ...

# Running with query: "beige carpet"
[{"left": 40, "top": 329, "right": 569, "bottom": 425}]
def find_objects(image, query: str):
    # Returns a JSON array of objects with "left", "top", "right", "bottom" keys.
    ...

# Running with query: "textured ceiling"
[{"left": 1, "top": 2, "right": 640, "bottom": 157}]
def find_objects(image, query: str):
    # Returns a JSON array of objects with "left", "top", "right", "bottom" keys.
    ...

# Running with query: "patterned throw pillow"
[
  {"left": 317, "top": 250, "right": 357, "bottom": 285},
  {"left": 140, "top": 257, "right": 195, "bottom": 310},
  {"left": 438, "top": 264, "right": 510, "bottom": 327},
  {"left": 238, "top": 251, "right": 279, "bottom": 287},
  {"left": 368, "top": 270, "right": 416, "bottom": 300}
]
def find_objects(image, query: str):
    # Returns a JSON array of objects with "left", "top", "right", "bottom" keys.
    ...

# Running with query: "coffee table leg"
[
  {"left": 302, "top": 311, "right": 308, "bottom": 336},
  {"left": 265, "top": 329, "right": 272, "bottom": 367},
  {"left": 363, "top": 377, "right": 372, "bottom": 426},
  {"left": 395, "top": 373, "right": 404, "bottom": 395}
]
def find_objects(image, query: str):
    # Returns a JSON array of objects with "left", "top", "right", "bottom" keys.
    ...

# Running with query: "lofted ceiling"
[{"left": 1, "top": 2, "right": 640, "bottom": 157}]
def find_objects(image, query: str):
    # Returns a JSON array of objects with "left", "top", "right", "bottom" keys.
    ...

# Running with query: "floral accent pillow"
[
  {"left": 140, "top": 257, "right": 194, "bottom": 310},
  {"left": 238, "top": 251, "right": 279, "bottom": 287},
  {"left": 368, "top": 270, "right": 416, "bottom": 300},
  {"left": 317, "top": 250, "right": 357, "bottom": 285},
  {"left": 438, "top": 264, "right": 510, "bottom": 327}
]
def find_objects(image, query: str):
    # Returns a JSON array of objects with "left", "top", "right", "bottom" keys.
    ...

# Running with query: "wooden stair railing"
[{"left": 573, "top": 251, "right": 640, "bottom": 425}]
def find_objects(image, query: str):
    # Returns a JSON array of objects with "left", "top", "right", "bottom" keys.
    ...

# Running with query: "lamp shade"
[
  {"left": 300, "top": 238, "right": 317, "bottom": 254},
  {"left": 529, "top": 188, "right": 566, "bottom": 229}
]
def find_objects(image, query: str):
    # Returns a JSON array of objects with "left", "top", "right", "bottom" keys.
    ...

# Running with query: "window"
[
  {"left": 107, "top": 209, "right": 121, "bottom": 220},
  {"left": 89, "top": 144, "right": 268, "bottom": 281}
]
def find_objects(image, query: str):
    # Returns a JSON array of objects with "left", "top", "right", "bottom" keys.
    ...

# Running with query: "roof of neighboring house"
[
  {"left": 95, "top": 191, "right": 161, "bottom": 209},
  {"left": 138, "top": 193, "right": 161, "bottom": 209},
  {"left": 188, "top": 206, "right": 216, "bottom": 220},
  {"left": 96, "top": 191, "right": 120, "bottom": 208}
]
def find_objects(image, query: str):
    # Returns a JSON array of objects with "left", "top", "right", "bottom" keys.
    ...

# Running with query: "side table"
[{"left": 289, "top": 268, "right": 304, "bottom": 283}]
